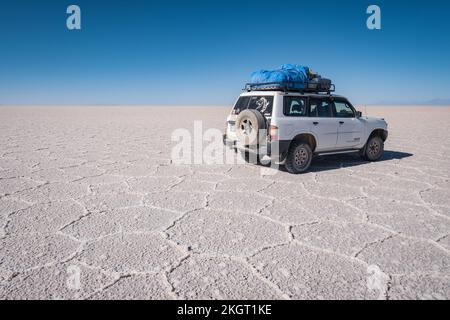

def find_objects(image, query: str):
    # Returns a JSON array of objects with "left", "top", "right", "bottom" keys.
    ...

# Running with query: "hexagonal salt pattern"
[{"left": 0, "top": 106, "right": 449, "bottom": 299}]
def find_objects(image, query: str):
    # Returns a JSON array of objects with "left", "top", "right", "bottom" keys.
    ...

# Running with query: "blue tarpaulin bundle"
[
  {"left": 249, "top": 64, "right": 333, "bottom": 92},
  {"left": 250, "top": 64, "right": 312, "bottom": 89}
]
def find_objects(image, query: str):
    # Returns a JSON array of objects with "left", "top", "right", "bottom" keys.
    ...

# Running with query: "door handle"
[
  {"left": 313, "top": 122, "right": 319, "bottom": 125},
  {"left": 339, "top": 121, "right": 345, "bottom": 124}
]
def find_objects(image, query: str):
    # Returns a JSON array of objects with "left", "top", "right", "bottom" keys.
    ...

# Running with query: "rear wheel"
[
  {"left": 363, "top": 136, "right": 384, "bottom": 161},
  {"left": 284, "top": 142, "right": 312, "bottom": 174}
]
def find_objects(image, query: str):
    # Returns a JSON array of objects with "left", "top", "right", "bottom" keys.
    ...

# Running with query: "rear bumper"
[{"left": 223, "top": 134, "right": 290, "bottom": 162}]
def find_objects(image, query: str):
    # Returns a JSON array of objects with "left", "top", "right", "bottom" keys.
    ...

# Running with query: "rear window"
[{"left": 233, "top": 96, "right": 273, "bottom": 116}]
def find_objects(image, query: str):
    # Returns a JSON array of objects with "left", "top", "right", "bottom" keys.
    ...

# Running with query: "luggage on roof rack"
[
  {"left": 244, "top": 82, "right": 335, "bottom": 93},
  {"left": 247, "top": 64, "right": 334, "bottom": 93}
]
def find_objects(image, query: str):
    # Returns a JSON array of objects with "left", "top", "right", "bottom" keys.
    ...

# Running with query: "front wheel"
[
  {"left": 284, "top": 142, "right": 313, "bottom": 174},
  {"left": 363, "top": 136, "right": 384, "bottom": 161}
]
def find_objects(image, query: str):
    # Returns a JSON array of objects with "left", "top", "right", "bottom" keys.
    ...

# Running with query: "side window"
[
  {"left": 309, "top": 99, "right": 332, "bottom": 117},
  {"left": 248, "top": 96, "right": 273, "bottom": 116},
  {"left": 334, "top": 101, "right": 355, "bottom": 118},
  {"left": 233, "top": 96, "right": 250, "bottom": 114},
  {"left": 309, "top": 99, "right": 318, "bottom": 117},
  {"left": 284, "top": 97, "right": 307, "bottom": 117}
]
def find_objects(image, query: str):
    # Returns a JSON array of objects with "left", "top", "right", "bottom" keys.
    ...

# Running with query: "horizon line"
[{"left": 1, "top": 104, "right": 450, "bottom": 108}]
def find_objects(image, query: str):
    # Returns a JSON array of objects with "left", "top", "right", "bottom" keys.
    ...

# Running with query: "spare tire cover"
[{"left": 235, "top": 109, "right": 266, "bottom": 146}]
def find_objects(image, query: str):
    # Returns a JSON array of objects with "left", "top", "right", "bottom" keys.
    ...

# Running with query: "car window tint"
[
  {"left": 310, "top": 99, "right": 332, "bottom": 117},
  {"left": 309, "top": 99, "right": 318, "bottom": 117},
  {"left": 248, "top": 96, "right": 273, "bottom": 116},
  {"left": 319, "top": 100, "right": 333, "bottom": 117},
  {"left": 334, "top": 101, "right": 355, "bottom": 118},
  {"left": 233, "top": 96, "right": 250, "bottom": 114},
  {"left": 284, "top": 97, "right": 307, "bottom": 116}
]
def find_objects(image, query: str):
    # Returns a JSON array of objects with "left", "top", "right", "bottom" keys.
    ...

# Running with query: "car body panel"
[{"left": 336, "top": 117, "right": 365, "bottom": 149}]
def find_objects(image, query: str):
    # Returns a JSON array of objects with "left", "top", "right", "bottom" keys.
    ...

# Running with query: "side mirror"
[{"left": 356, "top": 111, "right": 362, "bottom": 118}]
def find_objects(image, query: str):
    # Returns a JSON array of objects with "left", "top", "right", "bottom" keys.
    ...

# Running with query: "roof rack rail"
[{"left": 244, "top": 82, "right": 335, "bottom": 94}]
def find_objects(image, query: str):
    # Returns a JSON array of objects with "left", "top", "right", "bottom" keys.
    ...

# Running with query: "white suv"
[{"left": 223, "top": 90, "right": 388, "bottom": 174}]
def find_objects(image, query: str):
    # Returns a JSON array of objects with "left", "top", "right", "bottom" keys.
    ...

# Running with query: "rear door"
[
  {"left": 333, "top": 99, "right": 364, "bottom": 149},
  {"left": 227, "top": 95, "right": 273, "bottom": 138},
  {"left": 309, "top": 98, "right": 339, "bottom": 151}
]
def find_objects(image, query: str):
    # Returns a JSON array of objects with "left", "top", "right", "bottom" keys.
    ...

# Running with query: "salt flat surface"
[{"left": 0, "top": 106, "right": 449, "bottom": 300}]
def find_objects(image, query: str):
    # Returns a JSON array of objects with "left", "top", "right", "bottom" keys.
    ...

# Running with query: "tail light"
[{"left": 269, "top": 125, "right": 278, "bottom": 142}]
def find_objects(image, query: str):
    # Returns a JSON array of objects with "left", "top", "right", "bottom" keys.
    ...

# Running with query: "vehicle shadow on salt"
[{"left": 279, "top": 150, "right": 414, "bottom": 173}]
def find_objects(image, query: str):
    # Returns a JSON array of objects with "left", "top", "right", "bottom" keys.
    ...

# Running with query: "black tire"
[
  {"left": 284, "top": 142, "right": 313, "bottom": 174},
  {"left": 235, "top": 109, "right": 266, "bottom": 146},
  {"left": 363, "top": 136, "right": 384, "bottom": 161}
]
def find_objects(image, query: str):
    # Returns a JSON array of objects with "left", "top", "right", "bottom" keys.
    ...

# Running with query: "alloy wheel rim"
[
  {"left": 294, "top": 147, "right": 308, "bottom": 167},
  {"left": 241, "top": 119, "right": 253, "bottom": 135},
  {"left": 368, "top": 140, "right": 380, "bottom": 157}
]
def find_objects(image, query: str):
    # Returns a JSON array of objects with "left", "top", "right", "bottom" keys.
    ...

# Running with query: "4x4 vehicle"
[{"left": 223, "top": 86, "right": 388, "bottom": 174}]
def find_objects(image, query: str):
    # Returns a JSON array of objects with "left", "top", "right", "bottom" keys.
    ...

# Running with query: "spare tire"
[{"left": 235, "top": 109, "right": 267, "bottom": 146}]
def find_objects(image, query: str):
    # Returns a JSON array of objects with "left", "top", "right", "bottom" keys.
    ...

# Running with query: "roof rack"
[{"left": 244, "top": 82, "right": 335, "bottom": 94}]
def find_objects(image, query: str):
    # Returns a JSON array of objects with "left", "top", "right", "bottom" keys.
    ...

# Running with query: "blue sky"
[{"left": 0, "top": 0, "right": 449, "bottom": 105}]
